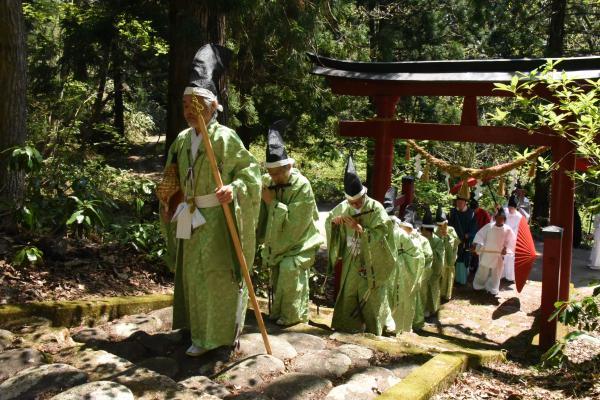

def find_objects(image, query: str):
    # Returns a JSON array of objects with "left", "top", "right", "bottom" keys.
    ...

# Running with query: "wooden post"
[
  {"left": 540, "top": 226, "right": 563, "bottom": 351},
  {"left": 192, "top": 99, "right": 272, "bottom": 355},
  {"left": 374, "top": 131, "right": 394, "bottom": 202},
  {"left": 460, "top": 96, "right": 478, "bottom": 126},
  {"left": 397, "top": 176, "right": 415, "bottom": 217},
  {"left": 372, "top": 96, "right": 399, "bottom": 202},
  {"left": 558, "top": 141, "right": 575, "bottom": 302}
]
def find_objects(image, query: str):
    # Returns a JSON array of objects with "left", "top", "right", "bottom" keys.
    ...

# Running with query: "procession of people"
[{"left": 157, "top": 43, "right": 563, "bottom": 356}]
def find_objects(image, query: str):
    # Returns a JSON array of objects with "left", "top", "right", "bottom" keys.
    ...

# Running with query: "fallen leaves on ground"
[
  {"left": 0, "top": 237, "right": 173, "bottom": 304},
  {"left": 432, "top": 348, "right": 600, "bottom": 400}
]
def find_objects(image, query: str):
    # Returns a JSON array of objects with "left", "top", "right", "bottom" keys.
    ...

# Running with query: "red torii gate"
[{"left": 308, "top": 53, "right": 600, "bottom": 350}]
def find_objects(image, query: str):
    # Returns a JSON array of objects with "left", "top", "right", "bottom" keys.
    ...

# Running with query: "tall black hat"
[
  {"left": 344, "top": 156, "right": 366, "bottom": 200},
  {"left": 421, "top": 207, "right": 435, "bottom": 229},
  {"left": 384, "top": 187, "right": 398, "bottom": 216},
  {"left": 508, "top": 193, "right": 518, "bottom": 208},
  {"left": 469, "top": 196, "right": 479, "bottom": 209},
  {"left": 265, "top": 120, "right": 293, "bottom": 168},
  {"left": 435, "top": 205, "right": 447, "bottom": 225},
  {"left": 185, "top": 44, "right": 233, "bottom": 97},
  {"left": 495, "top": 206, "right": 507, "bottom": 219}
]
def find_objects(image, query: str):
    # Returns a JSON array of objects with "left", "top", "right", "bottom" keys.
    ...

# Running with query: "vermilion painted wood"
[
  {"left": 556, "top": 141, "right": 576, "bottom": 302},
  {"left": 460, "top": 96, "right": 479, "bottom": 126},
  {"left": 540, "top": 227, "right": 563, "bottom": 352},
  {"left": 372, "top": 97, "right": 399, "bottom": 201}
]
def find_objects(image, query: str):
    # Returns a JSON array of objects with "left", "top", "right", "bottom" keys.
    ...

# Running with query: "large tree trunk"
[
  {"left": 0, "top": 0, "right": 27, "bottom": 228},
  {"left": 546, "top": 0, "right": 567, "bottom": 57},
  {"left": 166, "top": 0, "right": 226, "bottom": 152},
  {"left": 113, "top": 46, "right": 125, "bottom": 137},
  {"left": 90, "top": 44, "right": 111, "bottom": 126},
  {"left": 534, "top": 0, "right": 567, "bottom": 225}
]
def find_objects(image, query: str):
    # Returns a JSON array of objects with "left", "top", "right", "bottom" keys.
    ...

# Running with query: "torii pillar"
[
  {"left": 551, "top": 139, "right": 576, "bottom": 302},
  {"left": 372, "top": 96, "right": 400, "bottom": 201}
]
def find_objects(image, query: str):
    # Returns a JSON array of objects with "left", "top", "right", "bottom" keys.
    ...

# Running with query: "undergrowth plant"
[{"left": 541, "top": 281, "right": 600, "bottom": 368}]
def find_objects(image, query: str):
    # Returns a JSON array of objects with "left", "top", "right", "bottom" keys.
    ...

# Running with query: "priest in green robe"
[
  {"left": 160, "top": 44, "right": 261, "bottom": 357},
  {"left": 421, "top": 208, "right": 445, "bottom": 316},
  {"left": 412, "top": 213, "right": 433, "bottom": 331},
  {"left": 257, "top": 120, "right": 323, "bottom": 326},
  {"left": 325, "top": 156, "right": 395, "bottom": 336},
  {"left": 435, "top": 206, "right": 459, "bottom": 301},
  {"left": 384, "top": 188, "right": 424, "bottom": 334}
]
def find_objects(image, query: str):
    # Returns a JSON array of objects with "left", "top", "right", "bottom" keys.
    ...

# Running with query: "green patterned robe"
[
  {"left": 389, "top": 221, "right": 424, "bottom": 333},
  {"left": 325, "top": 196, "right": 396, "bottom": 335},
  {"left": 436, "top": 226, "right": 459, "bottom": 300},
  {"left": 160, "top": 123, "right": 261, "bottom": 350},
  {"left": 257, "top": 169, "right": 323, "bottom": 325},
  {"left": 413, "top": 232, "right": 433, "bottom": 330},
  {"left": 425, "top": 233, "right": 445, "bottom": 315}
]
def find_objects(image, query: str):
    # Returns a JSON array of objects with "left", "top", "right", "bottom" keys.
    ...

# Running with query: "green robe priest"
[
  {"left": 257, "top": 120, "right": 323, "bottom": 326},
  {"left": 435, "top": 206, "right": 459, "bottom": 301},
  {"left": 384, "top": 187, "right": 424, "bottom": 334},
  {"left": 160, "top": 44, "right": 261, "bottom": 357},
  {"left": 325, "top": 156, "right": 395, "bottom": 335},
  {"left": 421, "top": 207, "right": 445, "bottom": 316},
  {"left": 413, "top": 218, "right": 433, "bottom": 331}
]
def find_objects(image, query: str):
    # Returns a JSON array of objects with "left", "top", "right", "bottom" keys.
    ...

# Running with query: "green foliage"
[
  {"left": 19, "top": 205, "right": 39, "bottom": 232},
  {"left": 10, "top": 0, "right": 599, "bottom": 272},
  {"left": 13, "top": 246, "right": 44, "bottom": 267},
  {"left": 108, "top": 221, "right": 165, "bottom": 262},
  {"left": 490, "top": 61, "right": 600, "bottom": 180},
  {"left": 226, "top": 0, "right": 372, "bottom": 145},
  {"left": 5, "top": 142, "right": 161, "bottom": 253},
  {"left": 125, "top": 109, "right": 158, "bottom": 143},
  {"left": 489, "top": 61, "right": 600, "bottom": 213},
  {"left": 115, "top": 15, "right": 168, "bottom": 56},
  {"left": 541, "top": 281, "right": 600, "bottom": 368},
  {"left": 23, "top": 0, "right": 167, "bottom": 157},
  {"left": 413, "top": 180, "right": 454, "bottom": 210},
  {"left": 6, "top": 145, "right": 43, "bottom": 173},
  {"left": 66, "top": 196, "right": 105, "bottom": 236}
]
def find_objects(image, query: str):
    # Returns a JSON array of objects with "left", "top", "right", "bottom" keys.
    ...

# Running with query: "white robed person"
[
  {"left": 472, "top": 207, "right": 516, "bottom": 295},
  {"left": 502, "top": 194, "right": 529, "bottom": 282}
]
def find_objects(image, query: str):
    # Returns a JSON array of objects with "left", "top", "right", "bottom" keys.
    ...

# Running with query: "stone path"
[{"left": 0, "top": 307, "right": 425, "bottom": 400}]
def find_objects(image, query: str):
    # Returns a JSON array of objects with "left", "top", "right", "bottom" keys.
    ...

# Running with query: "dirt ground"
[
  {"left": 428, "top": 277, "right": 600, "bottom": 400},
  {"left": 0, "top": 235, "right": 173, "bottom": 304}
]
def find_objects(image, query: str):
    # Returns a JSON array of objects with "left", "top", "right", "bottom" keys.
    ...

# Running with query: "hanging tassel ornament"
[
  {"left": 528, "top": 162, "right": 537, "bottom": 179},
  {"left": 497, "top": 178, "right": 505, "bottom": 197},
  {"left": 405, "top": 145, "right": 411, "bottom": 161},
  {"left": 422, "top": 163, "right": 430, "bottom": 181},
  {"left": 458, "top": 178, "right": 471, "bottom": 200}
]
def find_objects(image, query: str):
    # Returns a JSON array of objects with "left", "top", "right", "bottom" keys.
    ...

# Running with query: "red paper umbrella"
[
  {"left": 514, "top": 216, "right": 537, "bottom": 293},
  {"left": 449, "top": 177, "right": 493, "bottom": 194},
  {"left": 450, "top": 177, "right": 478, "bottom": 194}
]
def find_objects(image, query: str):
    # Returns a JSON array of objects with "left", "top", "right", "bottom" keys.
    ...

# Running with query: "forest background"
[{"left": 0, "top": 0, "right": 598, "bottom": 280}]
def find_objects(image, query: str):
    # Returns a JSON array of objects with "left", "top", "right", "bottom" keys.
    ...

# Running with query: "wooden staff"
[{"left": 192, "top": 98, "right": 272, "bottom": 355}]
